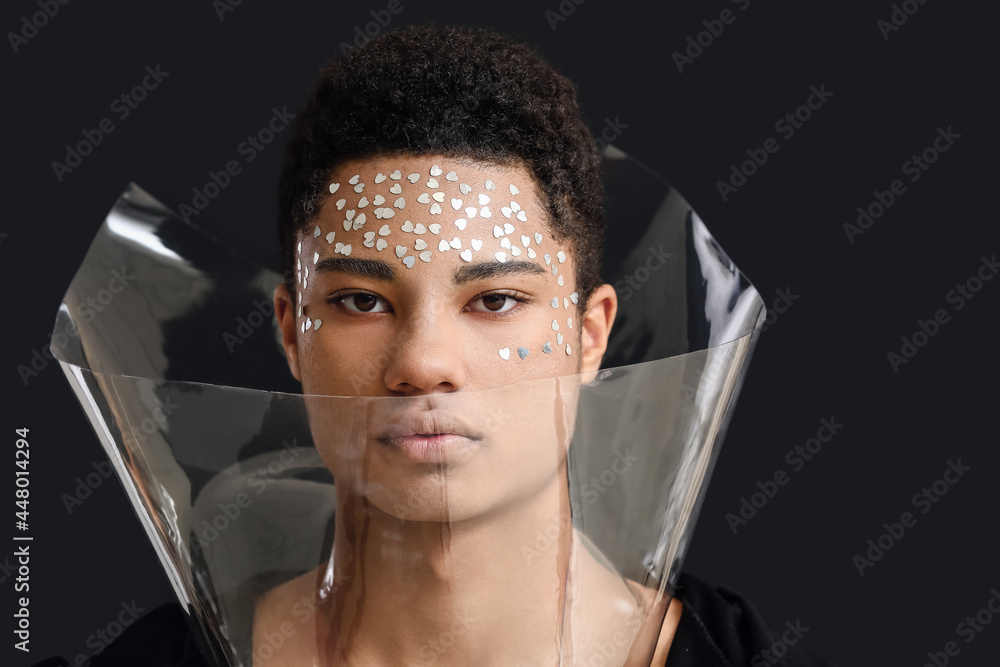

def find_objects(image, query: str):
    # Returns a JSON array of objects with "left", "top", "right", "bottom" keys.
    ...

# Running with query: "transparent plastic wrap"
[{"left": 51, "top": 147, "right": 765, "bottom": 666}]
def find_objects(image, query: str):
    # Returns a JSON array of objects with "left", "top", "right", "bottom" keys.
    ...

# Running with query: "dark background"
[{"left": 3, "top": 0, "right": 997, "bottom": 665}]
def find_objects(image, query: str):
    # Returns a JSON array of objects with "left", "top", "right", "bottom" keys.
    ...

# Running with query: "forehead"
[{"left": 299, "top": 155, "right": 573, "bottom": 282}]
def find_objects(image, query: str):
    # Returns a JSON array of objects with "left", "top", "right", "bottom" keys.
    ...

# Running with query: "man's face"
[{"left": 275, "top": 154, "right": 616, "bottom": 521}]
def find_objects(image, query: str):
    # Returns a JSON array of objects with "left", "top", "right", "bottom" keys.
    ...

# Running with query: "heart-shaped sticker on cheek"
[{"left": 498, "top": 347, "right": 510, "bottom": 360}]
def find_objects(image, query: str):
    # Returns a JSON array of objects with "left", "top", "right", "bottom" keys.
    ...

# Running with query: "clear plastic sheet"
[{"left": 52, "top": 147, "right": 765, "bottom": 666}]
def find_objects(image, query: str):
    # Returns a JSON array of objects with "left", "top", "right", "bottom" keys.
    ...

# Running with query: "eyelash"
[
  {"left": 470, "top": 290, "right": 531, "bottom": 318},
  {"left": 326, "top": 289, "right": 531, "bottom": 319}
]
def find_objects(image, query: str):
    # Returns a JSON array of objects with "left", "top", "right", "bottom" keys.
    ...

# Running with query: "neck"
[{"left": 318, "top": 472, "right": 574, "bottom": 666}]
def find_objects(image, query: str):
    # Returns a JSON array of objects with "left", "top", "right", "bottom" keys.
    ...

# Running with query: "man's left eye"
[{"left": 468, "top": 292, "right": 526, "bottom": 314}]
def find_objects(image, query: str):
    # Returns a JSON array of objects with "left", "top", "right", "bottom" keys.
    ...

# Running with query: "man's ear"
[
  {"left": 274, "top": 282, "right": 302, "bottom": 382},
  {"left": 579, "top": 283, "right": 618, "bottom": 381}
]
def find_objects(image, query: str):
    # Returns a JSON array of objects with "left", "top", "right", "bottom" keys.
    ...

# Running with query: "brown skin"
[{"left": 261, "top": 154, "right": 680, "bottom": 666}]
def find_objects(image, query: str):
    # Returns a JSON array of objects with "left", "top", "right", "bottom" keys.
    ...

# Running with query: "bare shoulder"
[
  {"left": 623, "top": 578, "right": 684, "bottom": 666},
  {"left": 651, "top": 594, "right": 683, "bottom": 666},
  {"left": 253, "top": 566, "right": 316, "bottom": 625},
  {"left": 251, "top": 566, "right": 324, "bottom": 665}
]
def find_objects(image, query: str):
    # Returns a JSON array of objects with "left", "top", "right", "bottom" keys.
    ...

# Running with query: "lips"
[{"left": 376, "top": 410, "right": 478, "bottom": 441}]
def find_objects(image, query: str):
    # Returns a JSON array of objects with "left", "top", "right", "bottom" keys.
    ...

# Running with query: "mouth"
[{"left": 376, "top": 411, "right": 480, "bottom": 463}]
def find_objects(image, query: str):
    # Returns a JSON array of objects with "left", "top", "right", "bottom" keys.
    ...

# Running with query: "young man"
[{"left": 261, "top": 23, "right": 675, "bottom": 666}]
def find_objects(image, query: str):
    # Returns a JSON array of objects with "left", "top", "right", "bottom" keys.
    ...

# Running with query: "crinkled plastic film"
[{"left": 52, "top": 147, "right": 765, "bottom": 666}]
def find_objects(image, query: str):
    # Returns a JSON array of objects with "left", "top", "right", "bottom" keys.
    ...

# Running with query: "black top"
[
  {"left": 664, "top": 573, "right": 837, "bottom": 666},
  {"left": 34, "top": 572, "right": 837, "bottom": 666}
]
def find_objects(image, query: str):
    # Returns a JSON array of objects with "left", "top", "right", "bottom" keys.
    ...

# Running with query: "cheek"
[
  {"left": 483, "top": 310, "right": 576, "bottom": 379},
  {"left": 297, "top": 329, "right": 380, "bottom": 394}
]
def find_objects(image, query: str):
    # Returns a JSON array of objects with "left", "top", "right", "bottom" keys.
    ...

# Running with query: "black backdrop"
[{"left": 3, "top": 1, "right": 997, "bottom": 665}]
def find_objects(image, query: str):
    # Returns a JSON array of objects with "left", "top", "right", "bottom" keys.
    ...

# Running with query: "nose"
[{"left": 382, "top": 298, "right": 466, "bottom": 395}]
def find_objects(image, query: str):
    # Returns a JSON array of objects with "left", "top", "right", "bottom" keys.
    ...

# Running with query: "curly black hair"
[{"left": 278, "top": 23, "right": 606, "bottom": 309}]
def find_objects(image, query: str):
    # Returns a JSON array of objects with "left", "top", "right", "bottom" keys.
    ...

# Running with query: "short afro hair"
[{"left": 278, "top": 23, "right": 606, "bottom": 309}]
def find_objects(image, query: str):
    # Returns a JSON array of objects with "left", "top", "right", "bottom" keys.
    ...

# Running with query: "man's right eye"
[{"left": 328, "top": 292, "right": 390, "bottom": 314}]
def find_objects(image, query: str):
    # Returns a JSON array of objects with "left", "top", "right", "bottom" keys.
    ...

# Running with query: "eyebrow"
[
  {"left": 315, "top": 257, "right": 394, "bottom": 281},
  {"left": 454, "top": 259, "right": 547, "bottom": 284},
  {"left": 314, "top": 256, "right": 546, "bottom": 284}
]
